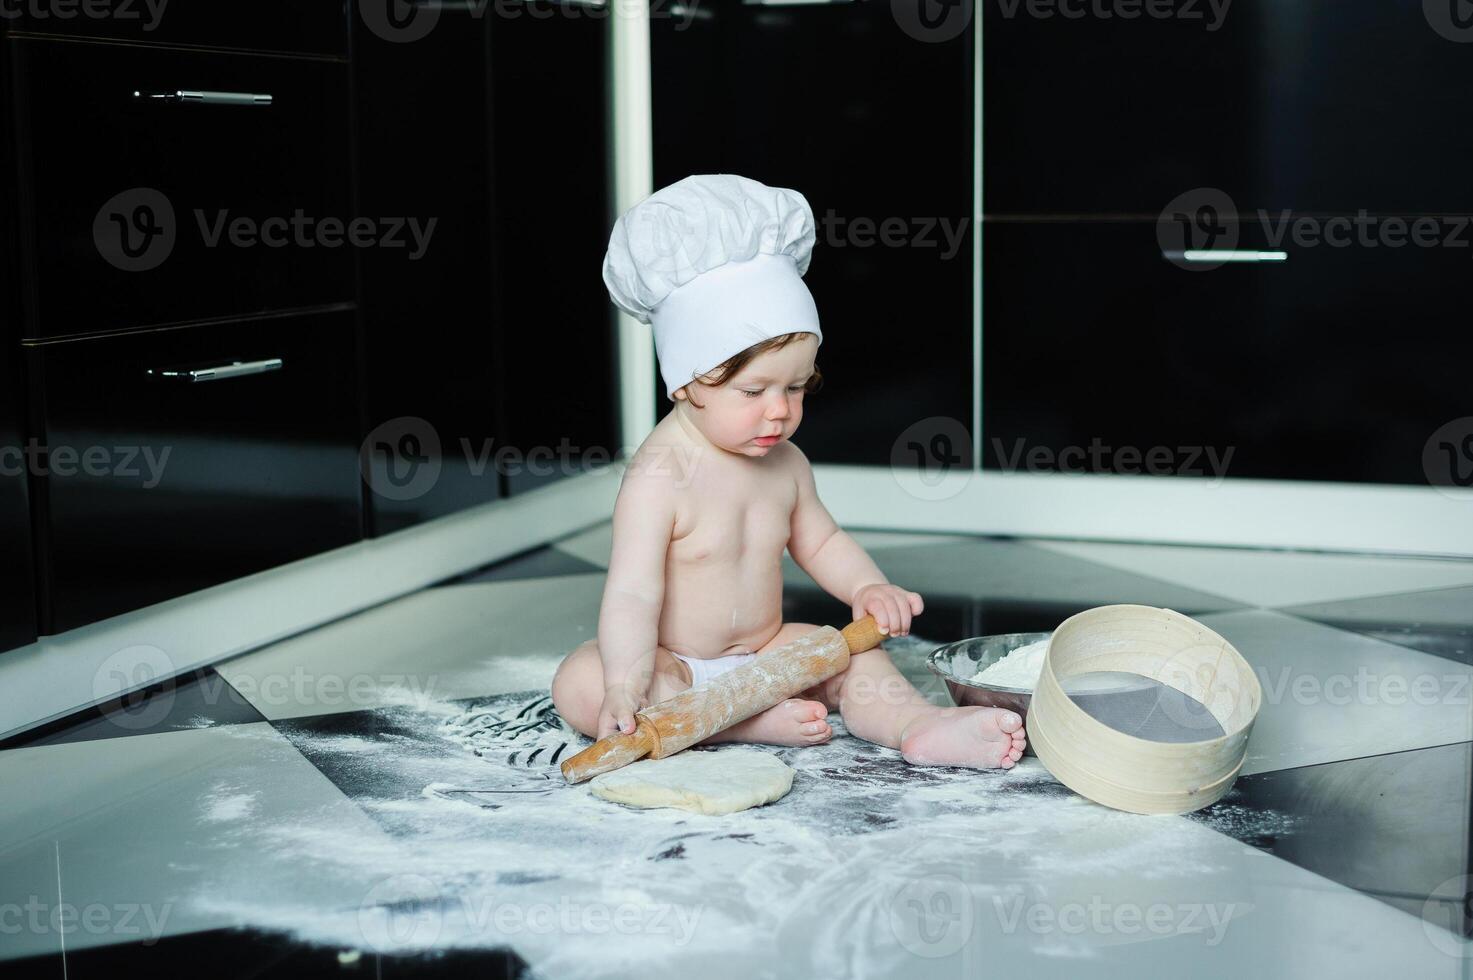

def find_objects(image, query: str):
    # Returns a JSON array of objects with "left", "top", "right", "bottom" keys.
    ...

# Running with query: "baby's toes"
[
  {"left": 787, "top": 699, "right": 828, "bottom": 723},
  {"left": 803, "top": 720, "right": 832, "bottom": 743}
]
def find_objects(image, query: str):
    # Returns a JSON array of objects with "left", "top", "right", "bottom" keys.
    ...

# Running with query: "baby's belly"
[{"left": 658, "top": 555, "right": 785, "bottom": 660}]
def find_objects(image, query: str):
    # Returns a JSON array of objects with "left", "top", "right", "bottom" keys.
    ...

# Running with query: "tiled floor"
[{"left": 1, "top": 526, "right": 1470, "bottom": 978}]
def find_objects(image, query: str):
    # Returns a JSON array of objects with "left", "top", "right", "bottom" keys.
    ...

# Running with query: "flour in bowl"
[{"left": 968, "top": 637, "right": 1051, "bottom": 690}]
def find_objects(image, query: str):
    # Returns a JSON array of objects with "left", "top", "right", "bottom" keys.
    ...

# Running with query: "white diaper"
[{"left": 670, "top": 650, "right": 758, "bottom": 689}]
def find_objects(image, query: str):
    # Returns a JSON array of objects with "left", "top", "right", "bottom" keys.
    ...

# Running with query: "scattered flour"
[
  {"left": 969, "top": 637, "right": 1052, "bottom": 690},
  {"left": 176, "top": 687, "right": 1289, "bottom": 977}
]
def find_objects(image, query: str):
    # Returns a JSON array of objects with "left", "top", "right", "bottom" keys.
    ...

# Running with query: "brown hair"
[{"left": 679, "top": 332, "right": 824, "bottom": 409}]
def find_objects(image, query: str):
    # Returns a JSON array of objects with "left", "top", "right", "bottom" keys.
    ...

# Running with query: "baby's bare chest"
[{"left": 669, "top": 465, "right": 797, "bottom": 564}]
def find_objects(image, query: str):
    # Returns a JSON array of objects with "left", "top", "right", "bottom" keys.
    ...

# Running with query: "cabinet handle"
[
  {"left": 1163, "top": 249, "right": 1288, "bottom": 263},
  {"left": 133, "top": 90, "right": 273, "bottom": 107},
  {"left": 146, "top": 358, "right": 284, "bottom": 383}
]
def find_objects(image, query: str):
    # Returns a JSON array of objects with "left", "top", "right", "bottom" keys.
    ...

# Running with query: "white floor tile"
[
  {"left": 214, "top": 577, "right": 601, "bottom": 721},
  {"left": 0, "top": 723, "right": 390, "bottom": 960},
  {"left": 1193, "top": 609, "right": 1473, "bottom": 775},
  {"left": 1029, "top": 539, "right": 1473, "bottom": 608}
]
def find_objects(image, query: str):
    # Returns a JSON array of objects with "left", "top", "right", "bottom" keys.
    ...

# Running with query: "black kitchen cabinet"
[
  {"left": 984, "top": 1, "right": 1473, "bottom": 217},
  {"left": 353, "top": 7, "right": 504, "bottom": 535},
  {"left": 982, "top": 220, "right": 1473, "bottom": 484},
  {"left": 1, "top": 348, "right": 37, "bottom": 652},
  {"left": 488, "top": 0, "right": 618, "bottom": 495},
  {"left": 25, "top": 310, "right": 363, "bottom": 634},
  {"left": 8, "top": 0, "right": 348, "bottom": 56},
  {"left": 651, "top": 0, "right": 973, "bottom": 465},
  {"left": 10, "top": 37, "right": 354, "bottom": 339}
]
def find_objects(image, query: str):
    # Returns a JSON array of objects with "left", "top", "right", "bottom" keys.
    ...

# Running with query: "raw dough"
[{"left": 588, "top": 747, "right": 795, "bottom": 815}]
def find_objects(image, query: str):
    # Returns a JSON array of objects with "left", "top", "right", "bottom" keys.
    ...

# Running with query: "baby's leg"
[
  {"left": 811, "top": 646, "right": 1026, "bottom": 769},
  {"left": 550, "top": 634, "right": 832, "bottom": 747}
]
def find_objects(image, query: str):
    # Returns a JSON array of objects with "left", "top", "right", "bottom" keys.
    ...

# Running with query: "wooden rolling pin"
[{"left": 560, "top": 615, "right": 887, "bottom": 783}]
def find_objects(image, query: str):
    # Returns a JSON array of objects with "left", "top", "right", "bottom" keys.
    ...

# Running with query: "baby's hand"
[
  {"left": 852, "top": 583, "right": 923, "bottom": 637},
  {"left": 597, "top": 684, "right": 648, "bottom": 740}
]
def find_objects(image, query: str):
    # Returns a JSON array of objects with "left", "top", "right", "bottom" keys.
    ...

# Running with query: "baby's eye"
[{"left": 741, "top": 389, "right": 762, "bottom": 397}]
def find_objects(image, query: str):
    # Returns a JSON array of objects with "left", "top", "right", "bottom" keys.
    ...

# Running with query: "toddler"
[{"left": 551, "top": 174, "right": 1025, "bottom": 769}]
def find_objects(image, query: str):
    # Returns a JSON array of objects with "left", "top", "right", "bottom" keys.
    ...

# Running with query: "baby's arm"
[
  {"left": 785, "top": 445, "right": 922, "bottom": 634},
  {"left": 595, "top": 467, "right": 676, "bottom": 737}
]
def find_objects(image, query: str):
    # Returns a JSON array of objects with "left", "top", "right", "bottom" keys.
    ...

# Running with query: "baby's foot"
[
  {"left": 899, "top": 706, "right": 1026, "bottom": 769},
  {"left": 722, "top": 698, "right": 832, "bottom": 747}
]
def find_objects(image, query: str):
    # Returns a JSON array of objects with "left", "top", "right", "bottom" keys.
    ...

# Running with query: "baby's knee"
[{"left": 551, "top": 640, "right": 603, "bottom": 737}]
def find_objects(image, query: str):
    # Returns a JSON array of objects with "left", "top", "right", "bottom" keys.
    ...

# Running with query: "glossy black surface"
[
  {"left": 651, "top": 0, "right": 973, "bottom": 465},
  {"left": 26, "top": 310, "right": 363, "bottom": 633},
  {"left": 353, "top": 8, "right": 503, "bottom": 535},
  {"left": 984, "top": 1, "right": 1473, "bottom": 215},
  {"left": 11, "top": 38, "right": 354, "bottom": 338},
  {"left": 981, "top": 220, "right": 1473, "bottom": 483},
  {"left": 0, "top": 347, "right": 36, "bottom": 652},
  {"left": 7, "top": 927, "right": 526, "bottom": 980},
  {"left": 0, "top": 666, "right": 265, "bottom": 750},
  {"left": 488, "top": 2, "right": 618, "bottom": 495},
  {"left": 7, "top": 0, "right": 349, "bottom": 57}
]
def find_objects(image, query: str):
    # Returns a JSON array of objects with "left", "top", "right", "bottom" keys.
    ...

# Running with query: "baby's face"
[{"left": 676, "top": 335, "right": 818, "bottom": 457}]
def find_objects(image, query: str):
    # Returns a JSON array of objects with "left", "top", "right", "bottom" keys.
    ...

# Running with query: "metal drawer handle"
[
  {"left": 146, "top": 358, "right": 283, "bottom": 383},
  {"left": 1162, "top": 249, "right": 1288, "bottom": 263},
  {"left": 134, "top": 90, "right": 273, "bottom": 107}
]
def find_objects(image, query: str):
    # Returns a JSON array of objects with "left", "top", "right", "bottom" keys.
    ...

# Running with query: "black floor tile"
[
  {"left": 443, "top": 545, "right": 605, "bottom": 585},
  {"left": 1281, "top": 585, "right": 1473, "bottom": 666},
  {"left": 1192, "top": 740, "right": 1473, "bottom": 933},
  {"left": 6, "top": 926, "right": 527, "bottom": 980},
  {"left": 0, "top": 667, "right": 266, "bottom": 752},
  {"left": 801, "top": 538, "right": 1247, "bottom": 615}
]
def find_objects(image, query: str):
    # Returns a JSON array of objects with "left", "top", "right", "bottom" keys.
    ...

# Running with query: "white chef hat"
[{"left": 602, "top": 173, "right": 823, "bottom": 402}]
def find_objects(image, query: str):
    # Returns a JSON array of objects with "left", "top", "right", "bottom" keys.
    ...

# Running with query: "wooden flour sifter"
[{"left": 560, "top": 615, "right": 887, "bottom": 783}]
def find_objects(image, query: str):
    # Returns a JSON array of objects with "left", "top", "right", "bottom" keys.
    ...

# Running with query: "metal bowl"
[{"left": 925, "top": 632, "right": 1052, "bottom": 736}]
